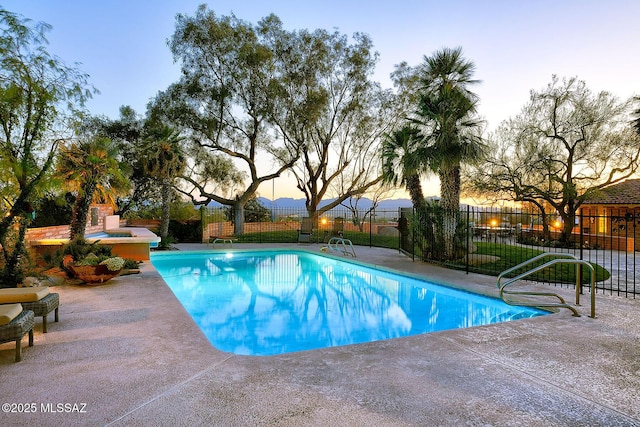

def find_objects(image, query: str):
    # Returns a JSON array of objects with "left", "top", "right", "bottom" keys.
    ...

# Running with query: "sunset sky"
[{"left": 4, "top": 0, "right": 640, "bottom": 199}]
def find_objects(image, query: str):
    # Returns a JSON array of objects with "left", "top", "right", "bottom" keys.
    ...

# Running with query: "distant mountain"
[
  {"left": 206, "top": 196, "right": 433, "bottom": 212},
  {"left": 256, "top": 196, "right": 414, "bottom": 211}
]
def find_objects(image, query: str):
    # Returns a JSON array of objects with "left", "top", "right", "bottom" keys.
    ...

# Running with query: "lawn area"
[{"left": 451, "top": 241, "right": 610, "bottom": 284}]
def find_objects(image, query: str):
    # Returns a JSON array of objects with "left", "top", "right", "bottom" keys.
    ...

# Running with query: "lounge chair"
[
  {"left": 297, "top": 217, "right": 314, "bottom": 243},
  {"left": 0, "top": 287, "right": 59, "bottom": 333},
  {"left": 207, "top": 236, "right": 238, "bottom": 248},
  {"left": 0, "top": 304, "right": 35, "bottom": 362}
]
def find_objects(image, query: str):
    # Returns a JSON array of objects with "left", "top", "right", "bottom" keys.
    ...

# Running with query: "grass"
[{"left": 451, "top": 241, "right": 610, "bottom": 284}]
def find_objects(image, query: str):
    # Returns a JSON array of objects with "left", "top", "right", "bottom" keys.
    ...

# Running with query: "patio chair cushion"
[
  {"left": 0, "top": 303, "right": 23, "bottom": 326},
  {"left": 0, "top": 286, "right": 50, "bottom": 303}
]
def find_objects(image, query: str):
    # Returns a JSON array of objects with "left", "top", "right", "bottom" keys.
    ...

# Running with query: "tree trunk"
[
  {"left": 160, "top": 178, "right": 171, "bottom": 240},
  {"left": 70, "top": 181, "right": 97, "bottom": 240},
  {"left": 405, "top": 173, "right": 439, "bottom": 259},
  {"left": 540, "top": 211, "right": 551, "bottom": 242},
  {"left": 0, "top": 193, "right": 35, "bottom": 287},
  {"left": 233, "top": 201, "right": 244, "bottom": 235},
  {"left": 0, "top": 216, "right": 28, "bottom": 287},
  {"left": 405, "top": 174, "right": 426, "bottom": 212},
  {"left": 439, "top": 166, "right": 461, "bottom": 260},
  {"left": 560, "top": 210, "right": 576, "bottom": 247}
]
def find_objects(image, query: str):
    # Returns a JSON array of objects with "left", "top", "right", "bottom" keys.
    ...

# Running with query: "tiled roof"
[{"left": 583, "top": 179, "right": 640, "bottom": 205}]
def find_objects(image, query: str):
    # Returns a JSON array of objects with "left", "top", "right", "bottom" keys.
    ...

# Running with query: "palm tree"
[
  {"left": 382, "top": 125, "right": 441, "bottom": 258},
  {"left": 413, "top": 47, "right": 485, "bottom": 259},
  {"left": 141, "top": 125, "right": 185, "bottom": 244},
  {"left": 57, "top": 136, "right": 129, "bottom": 239},
  {"left": 381, "top": 125, "right": 426, "bottom": 212}
]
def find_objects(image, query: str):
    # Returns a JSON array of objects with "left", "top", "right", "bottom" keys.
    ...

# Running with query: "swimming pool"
[{"left": 151, "top": 250, "right": 546, "bottom": 356}]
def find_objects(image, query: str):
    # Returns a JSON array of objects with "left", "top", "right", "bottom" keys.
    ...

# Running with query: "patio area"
[{"left": 1, "top": 243, "right": 639, "bottom": 426}]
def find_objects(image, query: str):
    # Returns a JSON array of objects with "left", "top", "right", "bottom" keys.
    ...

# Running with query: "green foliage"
[
  {"left": 81, "top": 106, "right": 158, "bottom": 218},
  {"left": 161, "top": 7, "right": 390, "bottom": 232},
  {"left": 55, "top": 236, "right": 124, "bottom": 276},
  {"left": 141, "top": 125, "right": 185, "bottom": 181},
  {"left": 156, "top": 235, "right": 175, "bottom": 250},
  {"left": 56, "top": 135, "right": 130, "bottom": 238},
  {"left": 140, "top": 124, "right": 186, "bottom": 239},
  {"left": 0, "top": 9, "right": 93, "bottom": 286},
  {"left": 32, "top": 192, "right": 74, "bottom": 227},
  {"left": 267, "top": 21, "right": 393, "bottom": 216},
  {"left": 386, "top": 48, "right": 485, "bottom": 260},
  {"left": 381, "top": 126, "right": 427, "bottom": 211},
  {"left": 168, "top": 220, "right": 201, "bottom": 243},
  {"left": 75, "top": 252, "right": 101, "bottom": 266},
  {"left": 63, "top": 236, "right": 114, "bottom": 262},
  {"left": 202, "top": 207, "right": 226, "bottom": 225},
  {"left": 123, "top": 200, "right": 200, "bottom": 221},
  {"left": 161, "top": 7, "right": 288, "bottom": 233},
  {"left": 170, "top": 202, "right": 201, "bottom": 221},
  {"left": 122, "top": 258, "right": 141, "bottom": 270},
  {"left": 121, "top": 202, "right": 162, "bottom": 220},
  {"left": 225, "top": 198, "right": 272, "bottom": 224}
]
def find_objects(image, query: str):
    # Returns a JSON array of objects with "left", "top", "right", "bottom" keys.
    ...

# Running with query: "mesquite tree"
[
  {"left": 0, "top": 9, "right": 93, "bottom": 286},
  {"left": 469, "top": 76, "right": 640, "bottom": 244}
]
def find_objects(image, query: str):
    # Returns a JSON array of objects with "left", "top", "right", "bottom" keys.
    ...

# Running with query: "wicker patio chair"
[
  {"left": 0, "top": 287, "right": 59, "bottom": 333},
  {"left": 0, "top": 304, "right": 35, "bottom": 362}
]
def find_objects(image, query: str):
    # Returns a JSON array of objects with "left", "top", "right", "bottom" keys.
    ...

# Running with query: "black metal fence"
[
  {"left": 196, "top": 205, "right": 639, "bottom": 298},
  {"left": 200, "top": 206, "right": 402, "bottom": 247},
  {"left": 400, "top": 206, "right": 639, "bottom": 298}
]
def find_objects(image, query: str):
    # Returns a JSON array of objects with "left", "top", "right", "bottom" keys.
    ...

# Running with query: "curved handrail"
[
  {"left": 327, "top": 237, "right": 357, "bottom": 257},
  {"left": 497, "top": 252, "right": 596, "bottom": 318}
]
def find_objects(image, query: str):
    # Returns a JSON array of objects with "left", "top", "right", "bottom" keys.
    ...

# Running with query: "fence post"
[
  {"left": 578, "top": 209, "right": 584, "bottom": 290},
  {"left": 200, "top": 206, "right": 205, "bottom": 243},
  {"left": 411, "top": 208, "right": 415, "bottom": 261},
  {"left": 369, "top": 209, "right": 373, "bottom": 247},
  {"left": 397, "top": 208, "right": 400, "bottom": 253},
  {"left": 466, "top": 205, "right": 470, "bottom": 274}
]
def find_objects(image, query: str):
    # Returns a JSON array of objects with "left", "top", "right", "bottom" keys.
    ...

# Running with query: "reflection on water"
[{"left": 151, "top": 251, "right": 544, "bottom": 356}]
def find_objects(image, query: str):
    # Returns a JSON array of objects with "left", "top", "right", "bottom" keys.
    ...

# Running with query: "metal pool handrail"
[
  {"left": 327, "top": 237, "right": 357, "bottom": 257},
  {"left": 497, "top": 252, "right": 596, "bottom": 318}
]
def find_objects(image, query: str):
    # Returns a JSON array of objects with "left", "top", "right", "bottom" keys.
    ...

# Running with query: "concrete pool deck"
[{"left": 1, "top": 243, "right": 639, "bottom": 426}]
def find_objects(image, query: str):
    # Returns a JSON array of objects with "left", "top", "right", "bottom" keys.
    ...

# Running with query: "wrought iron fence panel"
[
  {"left": 397, "top": 205, "right": 638, "bottom": 298},
  {"left": 200, "top": 205, "right": 402, "bottom": 247}
]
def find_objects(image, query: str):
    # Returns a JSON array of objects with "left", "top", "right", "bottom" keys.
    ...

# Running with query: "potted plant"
[{"left": 61, "top": 237, "right": 125, "bottom": 284}]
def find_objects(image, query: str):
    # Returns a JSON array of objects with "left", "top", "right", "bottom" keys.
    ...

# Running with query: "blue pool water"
[
  {"left": 86, "top": 232, "right": 131, "bottom": 238},
  {"left": 151, "top": 250, "right": 546, "bottom": 356}
]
